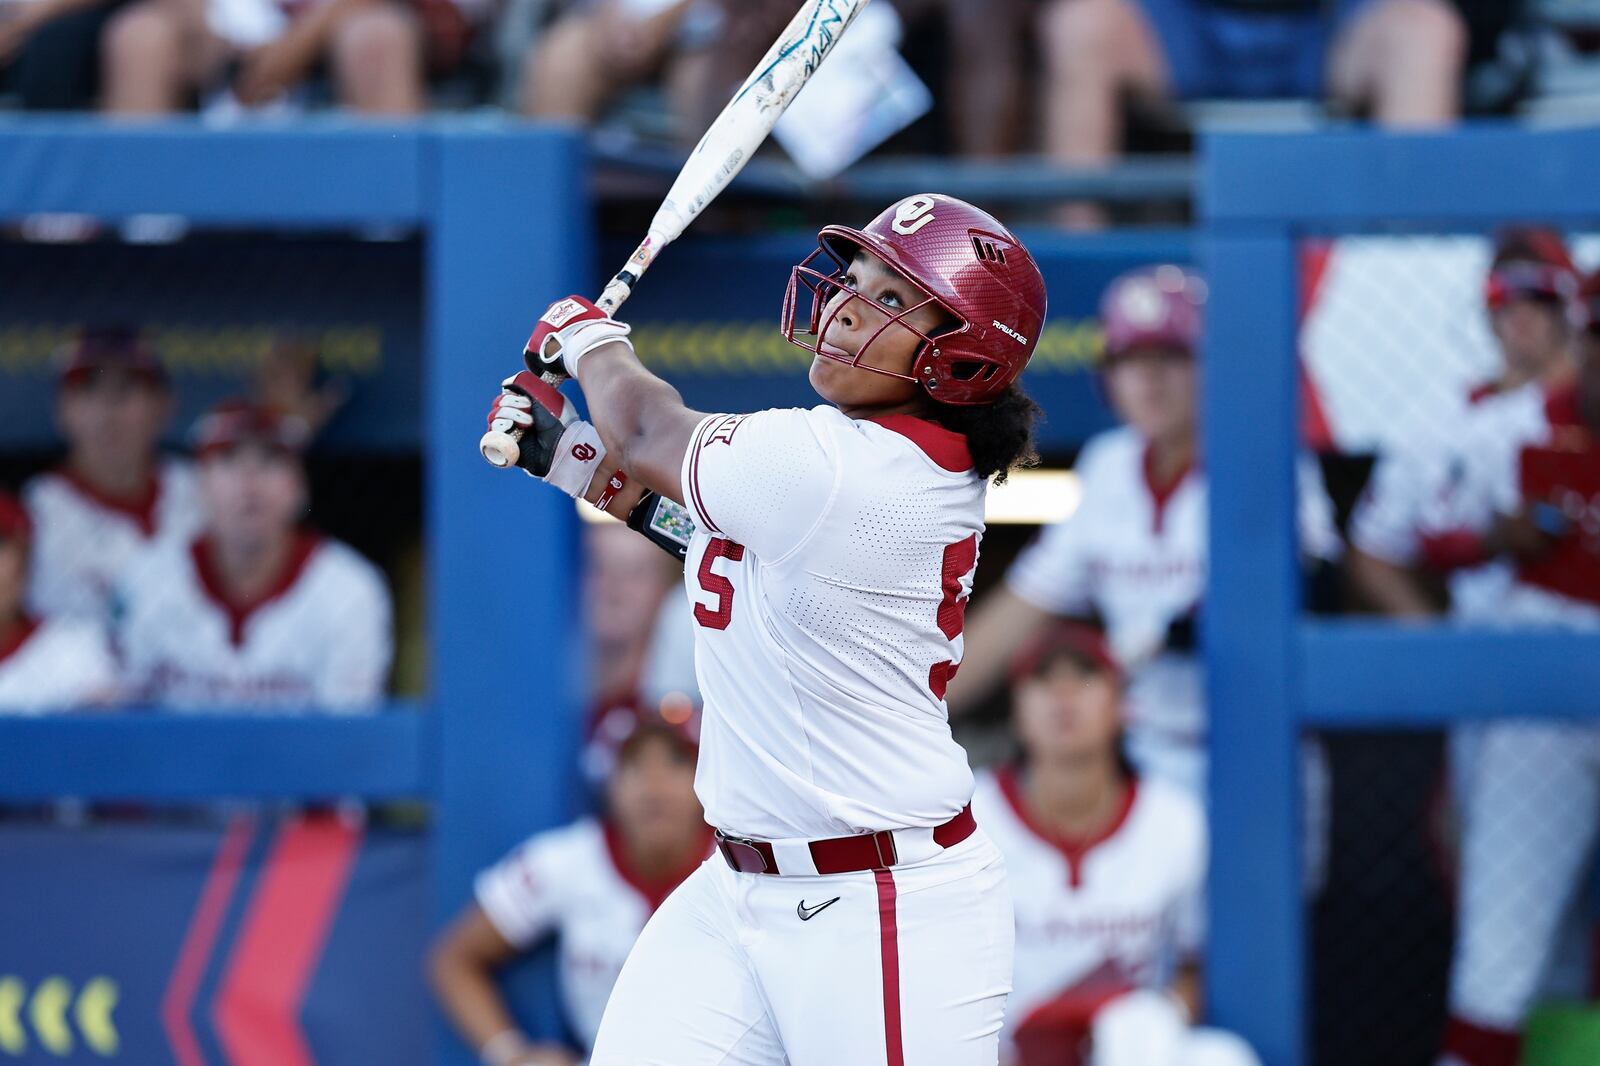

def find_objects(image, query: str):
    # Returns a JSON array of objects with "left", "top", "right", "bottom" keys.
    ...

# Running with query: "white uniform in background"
[
  {"left": 590, "top": 407, "right": 1013, "bottom": 1066},
  {"left": 22, "top": 457, "right": 204, "bottom": 626},
  {"left": 972, "top": 768, "right": 1259, "bottom": 1066},
  {"left": 1005, "top": 426, "right": 1341, "bottom": 795},
  {"left": 1388, "top": 383, "right": 1600, "bottom": 1049},
  {"left": 1350, "top": 384, "right": 1549, "bottom": 625},
  {"left": 475, "top": 818, "right": 710, "bottom": 1055},
  {"left": 116, "top": 532, "right": 393, "bottom": 711},
  {"left": 0, "top": 615, "right": 116, "bottom": 714}
]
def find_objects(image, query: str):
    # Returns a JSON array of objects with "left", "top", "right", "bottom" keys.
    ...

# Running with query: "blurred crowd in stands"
[{"left": 3, "top": 0, "right": 1591, "bottom": 222}]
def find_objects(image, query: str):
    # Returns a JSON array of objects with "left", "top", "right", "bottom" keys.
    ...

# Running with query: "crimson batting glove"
[
  {"left": 524, "top": 295, "right": 633, "bottom": 380},
  {"left": 487, "top": 371, "right": 609, "bottom": 497}
]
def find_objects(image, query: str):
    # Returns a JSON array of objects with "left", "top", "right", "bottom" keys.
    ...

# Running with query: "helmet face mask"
[
  {"left": 782, "top": 241, "right": 961, "bottom": 388},
  {"left": 781, "top": 194, "right": 1048, "bottom": 407}
]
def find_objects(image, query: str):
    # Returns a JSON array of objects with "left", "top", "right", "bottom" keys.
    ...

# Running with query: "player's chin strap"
[{"left": 627, "top": 492, "right": 696, "bottom": 561}]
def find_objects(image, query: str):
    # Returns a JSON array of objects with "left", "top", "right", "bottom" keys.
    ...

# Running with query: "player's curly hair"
[{"left": 928, "top": 383, "right": 1041, "bottom": 485}]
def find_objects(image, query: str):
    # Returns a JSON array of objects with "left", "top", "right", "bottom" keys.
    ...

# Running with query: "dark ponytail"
[{"left": 928, "top": 384, "right": 1041, "bottom": 484}]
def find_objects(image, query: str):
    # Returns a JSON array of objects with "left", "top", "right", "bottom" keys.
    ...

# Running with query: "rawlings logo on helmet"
[{"left": 992, "top": 320, "right": 1028, "bottom": 346}]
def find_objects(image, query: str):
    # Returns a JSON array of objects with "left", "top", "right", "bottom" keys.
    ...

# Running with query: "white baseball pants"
[{"left": 590, "top": 830, "right": 1014, "bottom": 1066}]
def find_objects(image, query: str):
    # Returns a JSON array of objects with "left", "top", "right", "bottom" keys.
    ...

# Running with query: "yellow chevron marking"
[
  {"left": 0, "top": 977, "right": 26, "bottom": 1055},
  {"left": 75, "top": 978, "right": 119, "bottom": 1056},
  {"left": 28, "top": 977, "right": 72, "bottom": 1056}
]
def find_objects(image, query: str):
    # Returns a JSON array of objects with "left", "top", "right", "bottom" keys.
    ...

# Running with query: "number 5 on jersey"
[{"left": 694, "top": 538, "right": 746, "bottom": 630}]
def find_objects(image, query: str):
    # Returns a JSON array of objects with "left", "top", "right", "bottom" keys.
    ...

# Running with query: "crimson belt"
[{"left": 715, "top": 804, "right": 977, "bottom": 876}]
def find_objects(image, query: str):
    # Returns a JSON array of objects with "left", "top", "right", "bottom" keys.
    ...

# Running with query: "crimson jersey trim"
[
  {"left": 687, "top": 415, "right": 735, "bottom": 535},
  {"left": 866, "top": 415, "right": 973, "bottom": 473},
  {"left": 191, "top": 531, "right": 323, "bottom": 647},
  {"left": 1140, "top": 442, "right": 1194, "bottom": 536},
  {"left": 0, "top": 614, "right": 41, "bottom": 664},
  {"left": 56, "top": 463, "right": 164, "bottom": 538},
  {"left": 996, "top": 765, "right": 1140, "bottom": 889},
  {"left": 600, "top": 820, "right": 713, "bottom": 914}
]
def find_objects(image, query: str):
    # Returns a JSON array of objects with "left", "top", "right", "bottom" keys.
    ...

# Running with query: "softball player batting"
[{"left": 485, "top": 193, "right": 1048, "bottom": 1065}]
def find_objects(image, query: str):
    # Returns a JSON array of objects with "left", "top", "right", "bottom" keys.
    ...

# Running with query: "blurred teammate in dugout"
[{"left": 0, "top": 326, "right": 399, "bottom": 716}]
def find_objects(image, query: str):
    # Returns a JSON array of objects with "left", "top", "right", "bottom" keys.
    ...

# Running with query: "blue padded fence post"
[
  {"left": 1200, "top": 226, "right": 1304, "bottom": 1066},
  {"left": 427, "top": 126, "right": 592, "bottom": 1063}
]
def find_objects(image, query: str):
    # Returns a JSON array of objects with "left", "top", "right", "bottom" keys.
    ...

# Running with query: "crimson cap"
[
  {"left": 190, "top": 399, "right": 311, "bottom": 458},
  {"left": 1009, "top": 621, "right": 1123, "bottom": 687},
  {"left": 1100, "top": 265, "right": 1206, "bottom": 362}
]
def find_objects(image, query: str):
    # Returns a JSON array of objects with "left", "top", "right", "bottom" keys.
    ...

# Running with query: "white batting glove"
[
  {"left": 485, "top": 371, "right": 608, "bottom": 497},
  {"left": 523, "top": 294, "right": 633, "bottom": 380}
]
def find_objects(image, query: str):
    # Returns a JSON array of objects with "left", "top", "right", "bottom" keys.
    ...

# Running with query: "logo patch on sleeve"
[{"left": 704, "top": 415, "right": 747, "bottom": 447}]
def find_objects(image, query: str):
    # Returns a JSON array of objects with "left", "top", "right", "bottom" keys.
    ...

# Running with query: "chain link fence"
[{"left": 1301, "top": 233, "right": 1600, "bottom": 1066}]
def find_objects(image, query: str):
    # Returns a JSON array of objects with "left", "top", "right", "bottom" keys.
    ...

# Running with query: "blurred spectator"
[
  {"left": 1430, "top": 274, "right": 1600, "bottom": 1066},
  {"left": 952, "top": 265, "right": 1341, "bottom": 797},
  {"left": 1039, "top": 0, "right": 1467, "bottom": 226},
  {"left": 99, "top": 0, "right": 482, "bottom": 114},
  {"left": 583, "top": 517, "right": 684, "bottom": 711},
  {"left": 22, "top": 326, "right": 204, "bottom": 627},
  {"left": 428, "top": 701, "right": 710, "bottom": 1065},
  {"left": 520, "top": 0, "right": 696, "bottom": 121},
  {"left": 0, "top": 0, "right": 120, "bottom": 108},
  {"left": 1349, "top": 228, "right": 1580, "bottom": 622},
  {"left": 672, "top": 0, "right": 1029, "bottom": 156},
  {"left": 116, "top": 399, "right": 393, "bottom": 710},
  {"left": 0, "top": 491, "right": 117, "bottom": 713},
  {"left": 972, "top": 622, "right": 1260, "bottom": 1066}
]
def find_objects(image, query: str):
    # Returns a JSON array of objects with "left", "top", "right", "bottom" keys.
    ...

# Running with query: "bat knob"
[{"left": 480, "top": 429, "right": 521, "bottom": 468}]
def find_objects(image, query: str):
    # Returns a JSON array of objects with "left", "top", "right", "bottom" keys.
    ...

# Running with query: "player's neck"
[
  {"left": 1024, "top": 756, "right": 1127, "bottom": 841},
  {"left": 206, "top": 530, "right": 295, "bottom": 603},
  {"left": 66, "top": 452, "right": 155, "bottom": 504},
  {"left": 836, "top": 397, "right": 934, "bottom": 421},
  {"left": 619, "top": 825, "right": 704, "bottom": 881},
  {"left": 1503, "top": 351, "right": 1574, "bottom": 393},
  {"left": 1147, "top": 433, "right": 1195, "bottom": 486}
]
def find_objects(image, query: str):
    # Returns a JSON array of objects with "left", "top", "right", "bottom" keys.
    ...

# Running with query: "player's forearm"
[
  {"left": 1347, "top": 548, "right": 1439, "bottom": 618},
  {"left": 575, "top": 344, "right": 700, "bottom": 502},
  {"left": 427, "top": 943, "right": 527, "bottom": 1056}
]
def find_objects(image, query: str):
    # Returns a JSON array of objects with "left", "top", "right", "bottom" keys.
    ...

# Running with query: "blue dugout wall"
[{"left": 3, "top": 119, "right": 1598, "bottom": 1066}]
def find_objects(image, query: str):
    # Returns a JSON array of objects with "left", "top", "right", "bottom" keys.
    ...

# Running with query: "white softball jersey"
[
  {"left": 1349, "top": 384, "right": 1556, "bottom": 622},
  {"left": 22, "top": 458, "right": 205, "bottom": 626},
  {"left": 1005, "top": 427, "right": 1340, "bottom": 793},
  {"left": 115, "top": 533, "right": 393, "bottom": 711},
  {"left": 1420, "top": 385, "right": 1600, "bottom": 1034},
  {"left": 475, "top": 818, "right": 711, "bottom": 1053},
  {"left": 0, "top": 615, "right": 117, "bottom": 714},
  {"left": 971, "top": 767, "right": 1204, "bottom": 1050},
  {"left": 677, "top": 407, "right": 985, "bottom": 841}
]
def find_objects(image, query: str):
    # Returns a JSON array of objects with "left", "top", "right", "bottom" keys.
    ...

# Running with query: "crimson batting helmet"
[{"left": 782, "top": 194, "right": 1048, "bottom": 406}]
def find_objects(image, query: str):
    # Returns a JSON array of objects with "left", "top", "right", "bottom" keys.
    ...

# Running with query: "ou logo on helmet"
[{"left": 892, "top": 196, "right": 937, "bottom": 236}]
